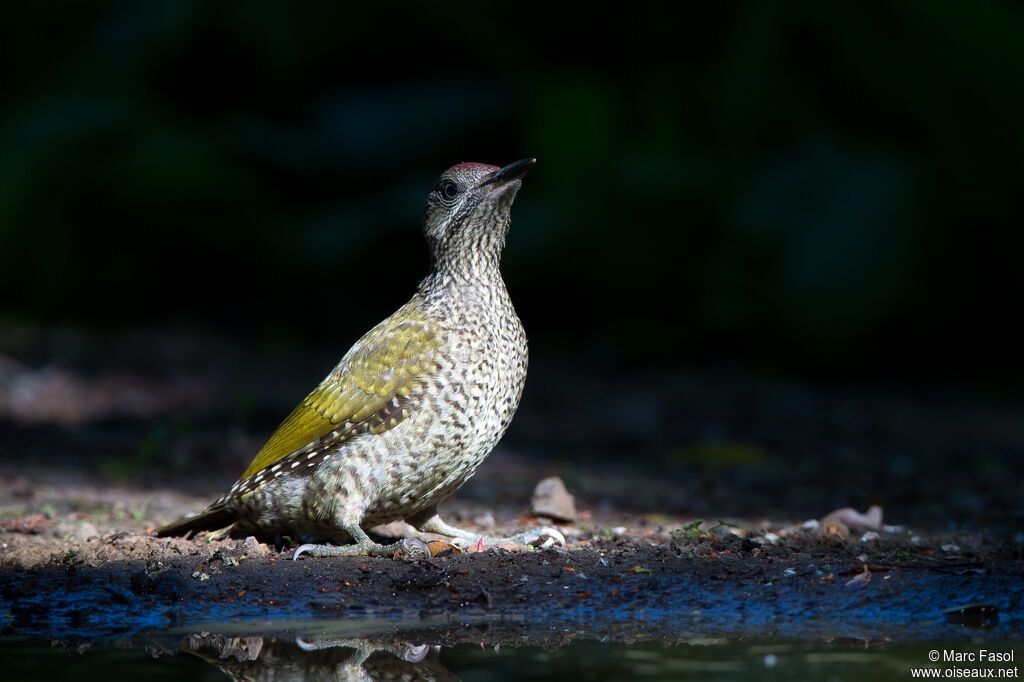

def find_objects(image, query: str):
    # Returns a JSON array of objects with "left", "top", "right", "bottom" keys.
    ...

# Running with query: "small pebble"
[
  {"left": 74, "top": 522, "right": 99, "bottom": 542},
  {"left": 241, "top": 536, "right": 270, "bottom": 557}
]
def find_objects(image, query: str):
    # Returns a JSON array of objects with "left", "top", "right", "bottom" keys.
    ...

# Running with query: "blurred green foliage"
[{"left": 1, "top": 1, "right": 1022, "bottom": 385}]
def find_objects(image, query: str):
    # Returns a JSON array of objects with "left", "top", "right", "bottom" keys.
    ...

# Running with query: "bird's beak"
[{"left": 477, "top": 158, "right": 536, "bottom": 188}]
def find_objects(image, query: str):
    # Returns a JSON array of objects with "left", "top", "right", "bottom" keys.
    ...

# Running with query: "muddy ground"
[
  {"left": 1, "top": 464, "right": 1022, "bottom": 649},
  {"left": 1, "top": 328, "right": 1023, "bottom": 649}
]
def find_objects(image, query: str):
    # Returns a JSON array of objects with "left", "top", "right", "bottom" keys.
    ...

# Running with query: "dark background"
[{"left": 1, "top": 2, "right": 1022, "bottom": 526}]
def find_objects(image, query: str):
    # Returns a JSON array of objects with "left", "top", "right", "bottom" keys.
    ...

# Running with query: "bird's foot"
[
  {"left": 292, "top": 537, "right": 431, "bottom": 560},
  {"left": 500, "top": 526, "right": 566, "bottom": 549},
  {"left": 408, "top": 511, "right": 566, "bottom": 551},
  {"left": 447, "top": 526, "right": 566, "bottom": 551},
  {"left": 295, "top": 638, "right": 431, "bottom": 663}
]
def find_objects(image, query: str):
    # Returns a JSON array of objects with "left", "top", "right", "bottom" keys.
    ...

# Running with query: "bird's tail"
[{"left": 154, "top": 506, "right": 235, "bottom": 538}]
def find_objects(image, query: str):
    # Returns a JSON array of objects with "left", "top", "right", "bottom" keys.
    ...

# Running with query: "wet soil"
[
  {"left": 1, "top": 328, "right": 1023, "bottom": 648},
  {"left": 1, "top": 469, "right": 1021, "bottom": 648}
]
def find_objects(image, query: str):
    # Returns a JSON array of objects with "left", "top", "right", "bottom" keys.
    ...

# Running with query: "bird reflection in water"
[{"left": 183, "top": 634, "right": 460, "bottom": 681}]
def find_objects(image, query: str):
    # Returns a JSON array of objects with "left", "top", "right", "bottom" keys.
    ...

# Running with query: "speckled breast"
[
  {"left": 271, "top": 291, "right": 527, "bottom": 539},
  {"left": 357, "top": 299, "right": 528, "bottom": 526}
]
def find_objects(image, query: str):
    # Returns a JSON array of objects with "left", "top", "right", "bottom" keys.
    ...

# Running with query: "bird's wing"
[{"left": 239, "top": 317, "right": 443, "bottom": 480}]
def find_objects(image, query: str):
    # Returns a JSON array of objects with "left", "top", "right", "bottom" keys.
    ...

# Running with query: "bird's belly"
[
  {"left": 244, "top": 338, "right": 525, "bottom": 541},
  {"left": 359, "top": 339, "right": 526, "bottom": 525},
  {"left": 358, "top": 413, "right": 494, "bottom": 527},
  {"left": 309, "top": 384, "right": 515, "bottom": 527}
]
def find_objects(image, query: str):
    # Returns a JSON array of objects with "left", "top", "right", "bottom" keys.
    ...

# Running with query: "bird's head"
[{"left": 422, "top": 158, "right": 535, "bottom": 270}]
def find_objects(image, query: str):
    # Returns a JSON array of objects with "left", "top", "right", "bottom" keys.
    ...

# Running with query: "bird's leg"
[
  {"left": 407, "top": 507, "right": 480, "bottom": 543},
  {"left": 292, "top": 523, "right": 428, "bottom": 560},
  {"left": 407, "top": 507, "right": 566, "bottom": 549}
]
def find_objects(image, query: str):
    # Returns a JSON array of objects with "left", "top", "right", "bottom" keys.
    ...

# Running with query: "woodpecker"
[{"left": 157, "top": 159, "right": 562, "bottom": 558}]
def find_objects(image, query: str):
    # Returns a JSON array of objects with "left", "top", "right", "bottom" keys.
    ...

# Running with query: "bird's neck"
[
  {"left": 429, "top": 238, "right": 505, "bottom": 285},
  {"left": 420, "top": 252, "right": 509, "bottom": 308}
]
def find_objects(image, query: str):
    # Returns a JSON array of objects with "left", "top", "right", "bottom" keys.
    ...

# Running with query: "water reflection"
[
  {"left": 1, "top": 634, "right": 1019, "bottom": 681},
  {"left": 184, "top": 634, "right": 459, "bottom": 681}
]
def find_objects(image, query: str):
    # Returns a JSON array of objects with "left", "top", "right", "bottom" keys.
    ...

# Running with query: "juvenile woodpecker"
[{"left": 157, "top": 159, "right": 560, "bottom": 558}]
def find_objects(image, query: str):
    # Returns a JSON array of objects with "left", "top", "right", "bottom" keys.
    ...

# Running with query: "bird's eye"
[{"left": 438, "top": 179, "right": 460, "bottom": 201}]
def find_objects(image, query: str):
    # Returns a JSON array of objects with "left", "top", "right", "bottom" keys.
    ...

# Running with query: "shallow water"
[{"left": 3, "top": 634, "right": 1020, "bottom": 681}]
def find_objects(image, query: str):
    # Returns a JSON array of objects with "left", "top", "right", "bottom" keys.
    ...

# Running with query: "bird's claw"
[
  {"left": 402, "top": 644, "right": 431, "bottom": 662},
  {"left": 396, "top": 537, "right": 431, "bottom": 559},
  {"left": 292, "top": 543, "right": 318, "bottom": 560},
  {"left": 505, "top": 526, "right": 566, "bottom": 549}
]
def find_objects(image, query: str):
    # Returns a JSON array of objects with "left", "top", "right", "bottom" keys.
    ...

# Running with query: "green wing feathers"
[{"left": 241, "top": 317, "right": 442, "bottom": 479}]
